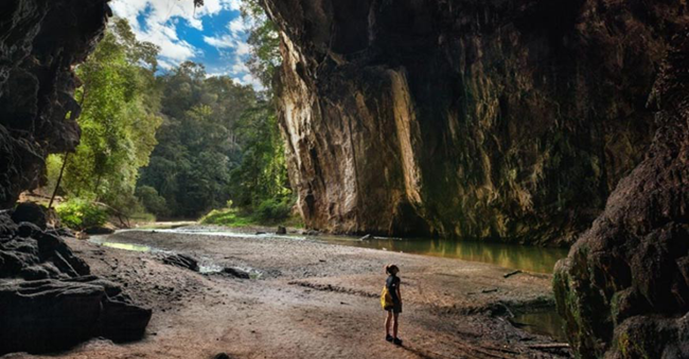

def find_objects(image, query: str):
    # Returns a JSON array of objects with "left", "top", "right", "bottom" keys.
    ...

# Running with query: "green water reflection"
[
  {"left": 513, "top": 310, "right": 568, "bottom": 342},
  {"left": 99, "top": 242, "right": 152, "bottom": 252},
  {"left": 325, "top": 237, "right": 569, "bottom": 274}
]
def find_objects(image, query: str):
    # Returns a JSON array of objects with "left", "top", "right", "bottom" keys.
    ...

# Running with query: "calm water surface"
[
  {"left": 318, "top": 236, "right": 569, "bottom": 274},
  {"left": 513, "top": 310, "right": 568, "bottom": 342}
]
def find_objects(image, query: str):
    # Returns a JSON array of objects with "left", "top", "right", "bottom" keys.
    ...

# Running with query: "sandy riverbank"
[{"left": 4, "top": 229, "right": 571, "bottom": 359}]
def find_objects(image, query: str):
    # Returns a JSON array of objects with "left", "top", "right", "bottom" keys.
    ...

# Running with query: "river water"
[
  {"left": 314, "top": 235, "right": 569, "bottom": 274},
  {"left": 90, "top": 227, "right": 570, "bottom": 342}
]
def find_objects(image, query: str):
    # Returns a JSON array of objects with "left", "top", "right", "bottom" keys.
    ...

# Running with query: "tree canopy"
[
  {"left": 48, "top": 18, "right": 162, "bottom": 216},
  {"left": 49, "top": 5, "right": 292, "bottom": 226}
]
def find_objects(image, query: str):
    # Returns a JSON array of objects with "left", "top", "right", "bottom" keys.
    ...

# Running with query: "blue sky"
[{"left": 110, "top": 0, "right": 262, "bottom": 89}]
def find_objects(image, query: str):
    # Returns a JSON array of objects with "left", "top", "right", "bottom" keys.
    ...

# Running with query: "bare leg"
[
  {"left": 385, "top": 310, "right": 392, "bottom": 336},
  {"left": 393, "top": 312, "right": 399, "bottom": 338}
]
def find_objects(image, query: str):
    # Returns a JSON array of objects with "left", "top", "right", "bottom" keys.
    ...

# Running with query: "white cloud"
[
  {"left": 110, "top": 0, "right": 238, "bottom": 66},
  {"left": 228, "top": 17, "right": 248, "bottom": 33},
  {"left": 236, "top": 73, "right": 264, "bottom": 90},
  {"left": 234, "top": 40, "right": 251, "bottom": 55},
  {"left": 110, "top": 0, "right": 264, "bottom": 91},
  {"left": 203, "top": 35, "right": 234, "bottom": 49},
  {"left": 231, "top": 60, "right": 249, "bottom": 74},
  {"left": 206, "top": 70, "right": 230, "bottom": 78}
]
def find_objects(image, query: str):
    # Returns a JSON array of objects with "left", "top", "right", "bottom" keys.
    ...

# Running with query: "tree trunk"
[{"left": 48, "top": 152, "right": 69, "bottom": 210}]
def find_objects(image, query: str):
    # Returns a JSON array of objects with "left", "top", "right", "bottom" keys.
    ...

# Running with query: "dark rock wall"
[
  {"left": 0, "top": 1, "right": 152, "bottom": 355},
  {"left": 553, "top": 32, "right": 689, "bottom": 359},
  {"left": 0, "top": 208, "right": 152, "bottom": 355},
  {"left": 264, "top": 0, "right": 688, "bottom": 244},
  {"left": 0, "top": 0, "right": 111, "bottom": 208}
]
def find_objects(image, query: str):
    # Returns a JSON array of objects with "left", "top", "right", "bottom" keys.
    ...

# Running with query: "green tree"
[
  {"left": 50, "top": 18, "right": 163, "bottom": 216},
  {"left": 137, "top": 1, "right": 293, "bottom": 222},
  {"left": 138, "top": 63, "right": 259, "bottom": 218},
  {"left": 229, "top": 101, "right": 290, "bottom": 209},
  {"left": 242, "top": 0, "right": 282, "bottom": 89}
]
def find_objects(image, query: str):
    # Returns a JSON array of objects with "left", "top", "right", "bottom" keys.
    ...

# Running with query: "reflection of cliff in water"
[
  {"left": 320, "top": 237, "right": 569, "bottom": 274},
  {"left": 513, "top": 310, "right": 568, "bottom": 342}
]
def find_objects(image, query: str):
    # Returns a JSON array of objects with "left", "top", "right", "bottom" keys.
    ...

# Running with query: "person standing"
[{"left": 382, "top": 264, "right": 403, "bottom": 345}]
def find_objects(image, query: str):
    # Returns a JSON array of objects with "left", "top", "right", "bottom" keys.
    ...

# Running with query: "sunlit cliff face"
[
  {"left": 263, "top": 1, "right": 689, "bottom": 357},
  {"left": 265, "top": 0, "right": 687, "bottom": 245}
]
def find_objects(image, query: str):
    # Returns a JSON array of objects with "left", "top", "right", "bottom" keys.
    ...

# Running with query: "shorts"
[{"left": 385, "top": 302, "right": 402, "bottom": 314}]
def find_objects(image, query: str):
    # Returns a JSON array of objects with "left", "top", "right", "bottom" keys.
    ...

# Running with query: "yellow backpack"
[{"left": 380, "top": 285, "right": 393, "bottom": 309}]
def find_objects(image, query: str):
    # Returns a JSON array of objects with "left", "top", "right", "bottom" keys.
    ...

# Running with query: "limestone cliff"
[
  {"left": 0, "top": 0, "right": 111, "bottom": 208},
  {"left": 264, "top": 0, "right": 687, "bottom": 245},
  {"left": 553, "top": 31, "right": 689, "bottom": 358}
]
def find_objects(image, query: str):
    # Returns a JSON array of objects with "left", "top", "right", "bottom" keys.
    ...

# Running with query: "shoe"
[
  {"left": 393, "top": 338, "right": 403, "bottom": 346},
  {"left": 385, "top": 334, "right": 393, "bottom": 342}
]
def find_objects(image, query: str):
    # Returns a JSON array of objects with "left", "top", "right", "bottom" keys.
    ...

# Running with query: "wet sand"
[{"left": 4, "top": 229, "right": 571, "bottom": 359}]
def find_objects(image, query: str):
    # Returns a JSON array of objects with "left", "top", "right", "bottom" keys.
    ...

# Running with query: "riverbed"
[
  {"left": 14, "top": 227, "right": 572, "bottom": 358},
  {"left": 90, "top": 227, "right": 570, "bottom": 340}
]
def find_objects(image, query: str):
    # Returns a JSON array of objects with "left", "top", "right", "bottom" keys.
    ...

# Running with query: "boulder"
[
  {"left": 276, "top": 226, "right": 287, "bottom": 235},
  {"left": 11, "top": 202, "right": 46, "bottom": 230},
  {"left": 16, "top": 221, "right": 41, "bottom": 238},
  {"left": 84, "top": 226, "right": 115, "bottom": 235},
  {"left": 0, "top": 210, "right": 152, "bottom": 355},
  {"left": 162, "top": 254, "right": 199, "bottom": 272},
  {"left": 221, "top": 267, "right": 250, "bottom": 279},
  {"left": 0, "top": 210, "right": 17, "bottom": 235},
  {"left": 0, "top": 230, "right": 90, "bottom": 279},
  {"left": 0, "top": 277, "right": 152, "bottom": 355}
]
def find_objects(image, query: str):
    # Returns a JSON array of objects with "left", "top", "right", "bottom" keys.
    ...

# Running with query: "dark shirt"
[{"left": 386, "top": 275, "right": 401, "bottom": 303}]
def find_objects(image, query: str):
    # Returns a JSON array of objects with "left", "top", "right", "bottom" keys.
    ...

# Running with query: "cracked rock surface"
[
  {"left": 0, "top": 209, "right": 151, "bottom": 355},
  {"left": 554, "top": 31, "right": 689, "bottom": 359},
  {"left": 0, "top": 0, "right": 111, "bottom": 208},
  {"left": 264, "top": 0, "right": 687, "bottom": 245}
]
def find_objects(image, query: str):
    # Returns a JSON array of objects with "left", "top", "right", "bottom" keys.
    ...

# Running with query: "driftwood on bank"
[
  {"left": 503, "top": 270, "right": 522, "bottom": 278},
  {"left": 528, "top": 343, "right": 570, "bottom": 349}
]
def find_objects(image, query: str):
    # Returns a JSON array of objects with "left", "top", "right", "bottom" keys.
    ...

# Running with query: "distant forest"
[{"left": 47, "top": 10, "right": 291, "bottom": 228}]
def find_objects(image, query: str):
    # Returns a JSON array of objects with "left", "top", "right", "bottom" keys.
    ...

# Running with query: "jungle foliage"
[
  {"left": 137, "top": 0, "right": 291, "bottom": 221},
  {"left": 137, "top": 61, "right": 291, "bottom": 219},
  {"left": 48, "top": 3, "right": 291, "bottom": 227},
  {"left": 47, "top": 18, "right": 162, "bottom": 219}
]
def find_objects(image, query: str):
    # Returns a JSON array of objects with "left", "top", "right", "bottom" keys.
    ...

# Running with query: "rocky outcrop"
[
  {"left": 264, "top": 0, "right": 688, "bottom": 244},
  {"left": 0, "top": 209, "right": 151, "bottom": 355},
  {"left": 162, "top": 253, "right": 200, "bottom": 272},
  {"left": 11, "top": 202, "right": 47, "bottom": 229},
  {"left": 0, "top": 6, "right": 129, "bottom": 350},
  {"left": 553, "top": 32, "right": 689, "bottom": 359},
  {"left": 0, "top": 0, "right": 111, "bottom": 208}
]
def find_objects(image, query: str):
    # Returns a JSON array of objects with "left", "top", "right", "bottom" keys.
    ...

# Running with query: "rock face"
[
  {"left": 553, "top": 32, "right": 689, "bottom": 359},
  {"left": 162, "top": 253, "right": 200, "bottom": 272},
  {"left": 264, "top": 0, "right": 688, "bottom": 244},
  {"left": 0, "top": 209, "right": 152, "bottom": 355},
  {"left": 0, "top": 0, "right": 111, "bottom": 208}
]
